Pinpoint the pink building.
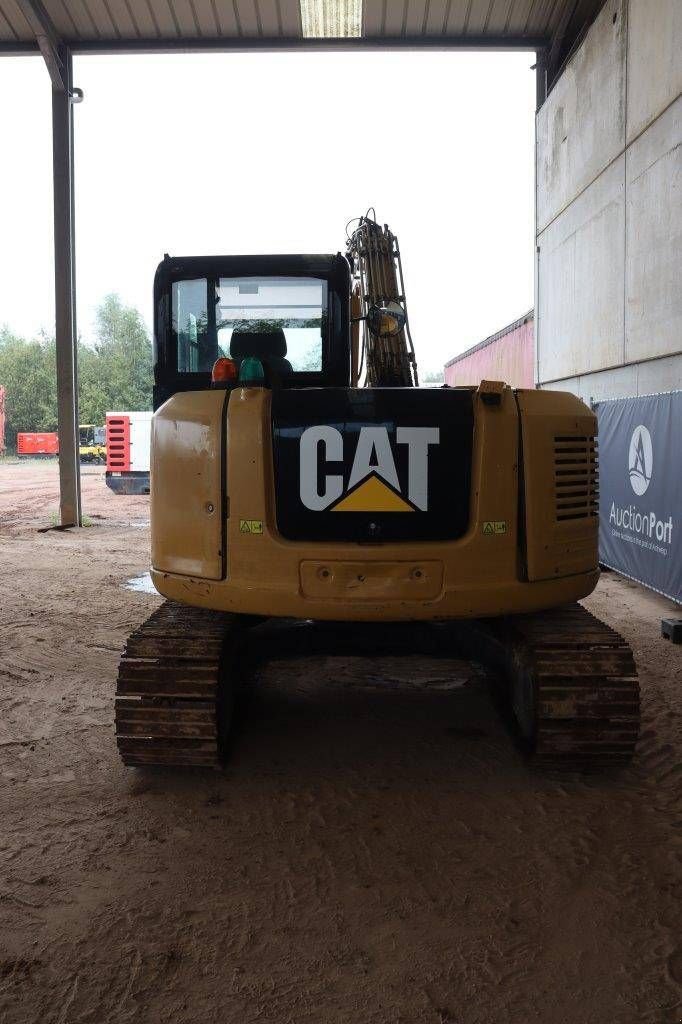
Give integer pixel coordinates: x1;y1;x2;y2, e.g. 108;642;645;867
444;311;534;389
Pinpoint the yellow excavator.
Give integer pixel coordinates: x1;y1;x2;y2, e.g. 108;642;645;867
115;215;639;768
79;424;107;463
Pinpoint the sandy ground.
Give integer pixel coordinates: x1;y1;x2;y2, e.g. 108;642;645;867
0;460;681;1024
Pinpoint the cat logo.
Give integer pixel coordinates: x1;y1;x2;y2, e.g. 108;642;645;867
299;425;439;513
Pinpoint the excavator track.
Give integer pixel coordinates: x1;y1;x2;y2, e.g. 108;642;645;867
115;601;245;768
116;601;639;770
469;602;640;767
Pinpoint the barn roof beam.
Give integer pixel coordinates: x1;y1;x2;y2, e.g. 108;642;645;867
0;33;547;57
14;0;69;91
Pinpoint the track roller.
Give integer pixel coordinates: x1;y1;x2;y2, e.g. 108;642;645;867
463;603;640;767
115;601;247;768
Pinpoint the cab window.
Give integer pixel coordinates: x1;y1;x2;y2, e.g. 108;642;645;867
172;276;327;375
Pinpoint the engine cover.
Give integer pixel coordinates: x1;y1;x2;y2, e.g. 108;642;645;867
272;388;473;543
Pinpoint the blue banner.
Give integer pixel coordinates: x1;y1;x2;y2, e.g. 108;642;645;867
597;392;682;603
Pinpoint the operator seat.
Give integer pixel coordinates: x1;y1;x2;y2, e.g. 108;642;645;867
229;329;293;377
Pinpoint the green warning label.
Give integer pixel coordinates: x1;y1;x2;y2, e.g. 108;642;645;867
239;519;263;535
482;520;507;536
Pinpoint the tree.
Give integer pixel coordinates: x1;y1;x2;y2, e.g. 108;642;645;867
0;294;152;450
0;329;58;447
422;368;444;384
78;294;153;422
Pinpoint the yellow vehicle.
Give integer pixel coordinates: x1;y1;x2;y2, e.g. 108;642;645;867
115;216;639;769
79;424;106;463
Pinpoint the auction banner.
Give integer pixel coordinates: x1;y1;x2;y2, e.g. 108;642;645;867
596;391;682;603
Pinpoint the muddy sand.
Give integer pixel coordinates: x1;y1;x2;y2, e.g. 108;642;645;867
0;461;680;1023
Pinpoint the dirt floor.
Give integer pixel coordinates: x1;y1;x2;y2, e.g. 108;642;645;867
1;460;681;1024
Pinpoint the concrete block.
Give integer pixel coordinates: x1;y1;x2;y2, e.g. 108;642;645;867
626;0;682;142
661;618;682;643
625;94;682;364
537;155;625;384
536;0;626;233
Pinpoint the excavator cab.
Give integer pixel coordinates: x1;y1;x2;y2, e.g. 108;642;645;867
153;254;352;408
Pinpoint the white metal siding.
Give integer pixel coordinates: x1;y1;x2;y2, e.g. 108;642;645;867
129;412;152;473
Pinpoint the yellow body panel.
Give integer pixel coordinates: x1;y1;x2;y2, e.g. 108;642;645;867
517;389;599;580
150;385;599;621
151;389;226;580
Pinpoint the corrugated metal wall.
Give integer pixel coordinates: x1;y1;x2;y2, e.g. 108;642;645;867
444;312;534;388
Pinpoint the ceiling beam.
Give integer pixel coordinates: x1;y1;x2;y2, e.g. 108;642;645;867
1;33;548;58
14;0;67;90
546;0;580;82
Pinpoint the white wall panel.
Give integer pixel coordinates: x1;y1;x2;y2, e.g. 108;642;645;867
538;155;625;383
536;0;681;401
625;94;682;364
635;354;682;395
548;364;637;403
626;0;682;142
540;354;682;404
536;0;625;233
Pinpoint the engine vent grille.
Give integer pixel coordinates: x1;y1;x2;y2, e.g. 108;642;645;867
554;435;599;522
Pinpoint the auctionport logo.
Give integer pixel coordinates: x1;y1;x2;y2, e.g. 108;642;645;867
609;421;673;553
628;424;652;496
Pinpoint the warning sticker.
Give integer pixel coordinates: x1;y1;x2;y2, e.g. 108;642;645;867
239;519;263;535
482;520;507;536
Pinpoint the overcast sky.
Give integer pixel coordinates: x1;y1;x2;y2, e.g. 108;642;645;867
0;50;534;375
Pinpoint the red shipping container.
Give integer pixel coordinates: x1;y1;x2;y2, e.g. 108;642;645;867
17;432;59;456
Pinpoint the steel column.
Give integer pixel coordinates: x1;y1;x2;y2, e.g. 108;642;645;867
52;48;81;526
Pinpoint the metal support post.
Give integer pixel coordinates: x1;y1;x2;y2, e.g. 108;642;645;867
533;48;547;389
51;48;81;526
535;47;548;110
